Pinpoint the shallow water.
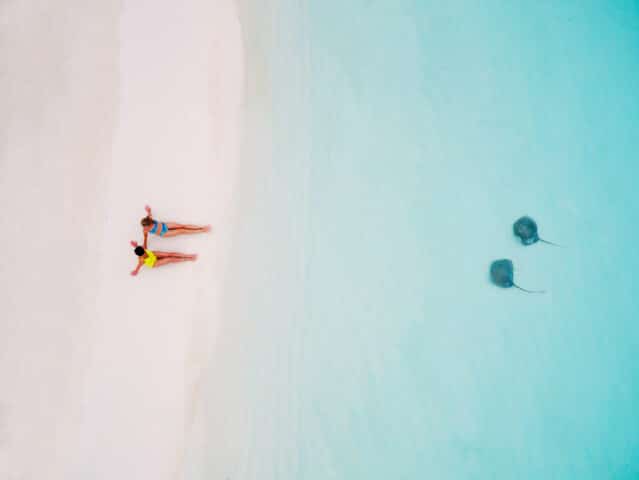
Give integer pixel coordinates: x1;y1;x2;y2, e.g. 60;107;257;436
196;1;639;478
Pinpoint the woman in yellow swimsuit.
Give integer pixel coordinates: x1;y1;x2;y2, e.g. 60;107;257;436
141;205;211;241
129;239;197;276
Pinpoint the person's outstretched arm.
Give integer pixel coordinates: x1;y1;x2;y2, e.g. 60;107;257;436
143;232;148;249
131;259;143;276
130;240;144;276
145;204;153;218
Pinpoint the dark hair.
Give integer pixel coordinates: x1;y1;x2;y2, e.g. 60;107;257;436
134;246;145;256
141;216;153;227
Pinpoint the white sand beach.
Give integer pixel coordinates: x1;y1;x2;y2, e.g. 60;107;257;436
0;1;243;478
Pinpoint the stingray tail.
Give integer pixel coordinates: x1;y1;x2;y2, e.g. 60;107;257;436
539;238;563;247
513;284;545;294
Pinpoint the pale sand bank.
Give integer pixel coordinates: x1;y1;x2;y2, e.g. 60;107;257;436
0;1;243;479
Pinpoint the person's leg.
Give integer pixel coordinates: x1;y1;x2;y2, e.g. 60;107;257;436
162;227;210;238
154;251;197;260
166;222;211;231
153;256;197;268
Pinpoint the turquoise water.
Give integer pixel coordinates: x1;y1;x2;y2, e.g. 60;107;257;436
198;1;639;478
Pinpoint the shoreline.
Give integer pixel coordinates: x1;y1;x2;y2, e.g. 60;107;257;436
182;1;314;477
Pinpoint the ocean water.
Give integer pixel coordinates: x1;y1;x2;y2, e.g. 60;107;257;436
195;1;639;478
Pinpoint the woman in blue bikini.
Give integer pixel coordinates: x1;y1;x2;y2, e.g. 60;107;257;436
141;205;211;240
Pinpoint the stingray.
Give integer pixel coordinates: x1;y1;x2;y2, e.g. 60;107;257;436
513;216;560;246
489;259;544;293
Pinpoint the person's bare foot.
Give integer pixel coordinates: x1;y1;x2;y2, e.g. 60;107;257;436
190;254;198;261
203;225;212;233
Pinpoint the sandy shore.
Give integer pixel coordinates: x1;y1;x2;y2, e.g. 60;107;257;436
0;1;243;479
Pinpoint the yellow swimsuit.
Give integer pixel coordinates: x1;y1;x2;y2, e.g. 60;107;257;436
144;249;157;268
